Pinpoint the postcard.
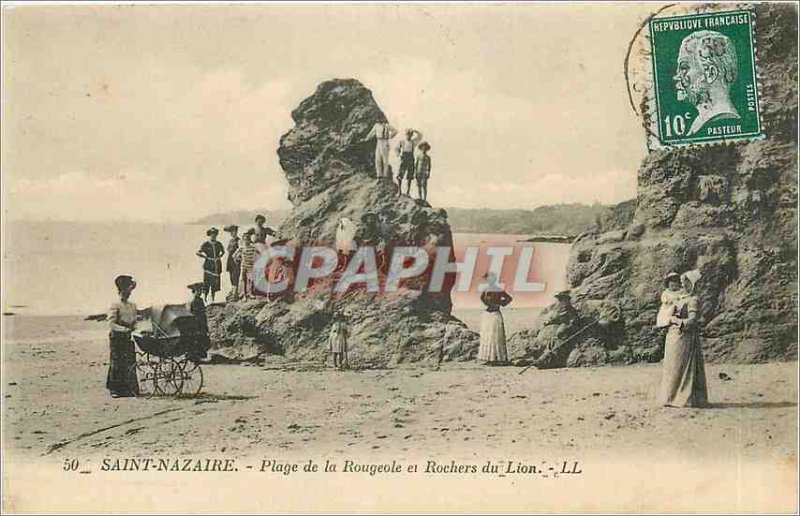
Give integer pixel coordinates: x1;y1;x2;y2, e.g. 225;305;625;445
2;2;797;513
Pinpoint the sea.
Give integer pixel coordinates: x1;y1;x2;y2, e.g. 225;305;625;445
2;221;571;320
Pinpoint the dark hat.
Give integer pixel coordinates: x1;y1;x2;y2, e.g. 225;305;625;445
206;227;219;237
243;227;256;236
418;141;431;151
554;290;572;300
223;224;239;233
255;214;266;223
114;275;137;293
187;282;205;293
663;272;681;287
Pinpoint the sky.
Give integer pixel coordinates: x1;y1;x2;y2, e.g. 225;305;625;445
3;3;657;222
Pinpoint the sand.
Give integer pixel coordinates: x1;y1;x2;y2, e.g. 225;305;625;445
3;313;796;459
2;314;797;512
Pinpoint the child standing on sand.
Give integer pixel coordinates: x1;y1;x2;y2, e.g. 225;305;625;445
328;312;350;369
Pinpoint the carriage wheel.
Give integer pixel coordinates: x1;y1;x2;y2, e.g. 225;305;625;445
128;362;157;399
154;359;183;396
178;360;204;398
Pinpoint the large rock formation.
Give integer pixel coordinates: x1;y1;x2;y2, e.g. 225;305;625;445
510;4;798;366
208;79;478;367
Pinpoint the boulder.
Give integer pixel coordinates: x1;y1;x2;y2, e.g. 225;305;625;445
511;4;798;366
209;78;478;367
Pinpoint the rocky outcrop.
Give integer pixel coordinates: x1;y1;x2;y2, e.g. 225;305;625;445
511;4;798;366
208;78;478;367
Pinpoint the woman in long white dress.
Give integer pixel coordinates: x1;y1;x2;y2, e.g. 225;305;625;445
658;269;709;407
478;274;513;365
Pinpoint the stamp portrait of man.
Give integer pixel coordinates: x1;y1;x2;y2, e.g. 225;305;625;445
673;30;741;135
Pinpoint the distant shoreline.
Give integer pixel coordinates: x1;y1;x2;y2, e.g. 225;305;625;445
6;200;633;238
185;202;633;236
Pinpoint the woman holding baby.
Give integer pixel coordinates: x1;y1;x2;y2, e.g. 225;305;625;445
656;270;708;408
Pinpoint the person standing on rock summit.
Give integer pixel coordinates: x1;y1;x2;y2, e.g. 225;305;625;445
396;128;422;194
415;141;432;201
363;120;397;179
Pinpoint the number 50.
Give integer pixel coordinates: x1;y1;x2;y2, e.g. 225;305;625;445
663;113;691;137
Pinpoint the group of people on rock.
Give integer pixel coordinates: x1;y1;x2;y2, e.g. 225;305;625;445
363;122;432;201
196;214;277;303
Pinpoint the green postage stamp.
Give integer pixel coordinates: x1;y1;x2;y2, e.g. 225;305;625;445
649;9;763;147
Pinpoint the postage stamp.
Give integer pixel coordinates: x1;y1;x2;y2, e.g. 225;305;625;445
648;9;763;147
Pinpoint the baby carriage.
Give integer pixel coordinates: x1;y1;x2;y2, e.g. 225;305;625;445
129;304;207;398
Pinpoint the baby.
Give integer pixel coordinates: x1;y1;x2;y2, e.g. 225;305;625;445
657;272;683;328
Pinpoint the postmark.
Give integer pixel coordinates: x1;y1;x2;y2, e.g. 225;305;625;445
648;9;763;147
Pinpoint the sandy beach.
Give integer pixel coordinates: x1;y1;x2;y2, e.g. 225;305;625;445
3;313;796;463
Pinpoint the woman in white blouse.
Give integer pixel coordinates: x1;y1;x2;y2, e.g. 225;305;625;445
107;275;139;398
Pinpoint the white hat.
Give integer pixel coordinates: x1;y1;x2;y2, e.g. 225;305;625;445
681;269;702;293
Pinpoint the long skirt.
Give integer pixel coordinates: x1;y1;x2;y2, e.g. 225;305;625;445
478;310;508;364
659;327;708;407
329;333;348;354
106;331;139;397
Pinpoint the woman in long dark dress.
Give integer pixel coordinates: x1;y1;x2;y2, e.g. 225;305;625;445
196;227;225;303
478;273;513;365
107;275;139;398
186;282;211;363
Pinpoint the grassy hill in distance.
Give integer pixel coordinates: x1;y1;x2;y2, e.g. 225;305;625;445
189;201;636;236
189;209;289;228
445;201;636;236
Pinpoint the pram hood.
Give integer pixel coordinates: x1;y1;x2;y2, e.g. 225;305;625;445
147;303;196;339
